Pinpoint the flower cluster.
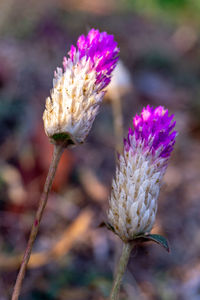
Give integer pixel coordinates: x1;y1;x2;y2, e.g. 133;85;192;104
108;106;177;242
43;29;119;145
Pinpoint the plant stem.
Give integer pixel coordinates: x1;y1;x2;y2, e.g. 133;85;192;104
11;144;65;300
111;92;123;155
109;242;133;300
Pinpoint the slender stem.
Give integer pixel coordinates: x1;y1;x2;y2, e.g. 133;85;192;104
11;144;64;300
111;92;123;155
109;242;133;300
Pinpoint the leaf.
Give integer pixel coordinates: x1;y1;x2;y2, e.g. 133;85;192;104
51;132;75;145
133;234;170;252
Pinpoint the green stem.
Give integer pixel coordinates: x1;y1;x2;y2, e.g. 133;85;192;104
109;242;133;300
11;144;64;300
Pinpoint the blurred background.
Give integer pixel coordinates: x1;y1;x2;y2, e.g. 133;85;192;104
1;0;200;299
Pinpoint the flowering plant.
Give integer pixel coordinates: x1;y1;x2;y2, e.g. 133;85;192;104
12;29;119;300
108;106;177;300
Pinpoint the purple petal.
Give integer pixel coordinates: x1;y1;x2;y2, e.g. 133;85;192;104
125;106;177;160
68;28;119;90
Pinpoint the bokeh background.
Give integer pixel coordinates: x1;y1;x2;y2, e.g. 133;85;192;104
1;0;200;299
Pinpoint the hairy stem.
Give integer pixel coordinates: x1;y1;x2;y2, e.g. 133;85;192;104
110;242;133;300
11;144;65;300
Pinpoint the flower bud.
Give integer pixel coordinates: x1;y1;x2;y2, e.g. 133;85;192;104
108;106;177;242
43;29;119;145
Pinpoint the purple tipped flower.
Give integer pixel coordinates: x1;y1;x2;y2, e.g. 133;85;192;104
65;28;119;90
108;106;177;241
43;29;119;144
125;105;177;165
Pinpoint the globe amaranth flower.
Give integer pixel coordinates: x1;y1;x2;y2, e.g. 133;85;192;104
108;105;177;242
43;29;119;145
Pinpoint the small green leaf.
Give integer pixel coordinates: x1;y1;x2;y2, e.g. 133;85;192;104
133;234;170;252
51;132;75;145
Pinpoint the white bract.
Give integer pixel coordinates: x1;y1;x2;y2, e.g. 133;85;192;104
43;57;104;144
108;146;163;241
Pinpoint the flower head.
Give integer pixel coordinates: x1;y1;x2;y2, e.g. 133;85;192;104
108;106;177;242
43;29;119;145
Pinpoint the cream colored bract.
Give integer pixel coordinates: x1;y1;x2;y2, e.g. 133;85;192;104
43;57;104;144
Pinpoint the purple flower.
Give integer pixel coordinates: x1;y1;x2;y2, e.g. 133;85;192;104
125;105;177;165
43;29;119;144
64;28;119;90
108;106;177;241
